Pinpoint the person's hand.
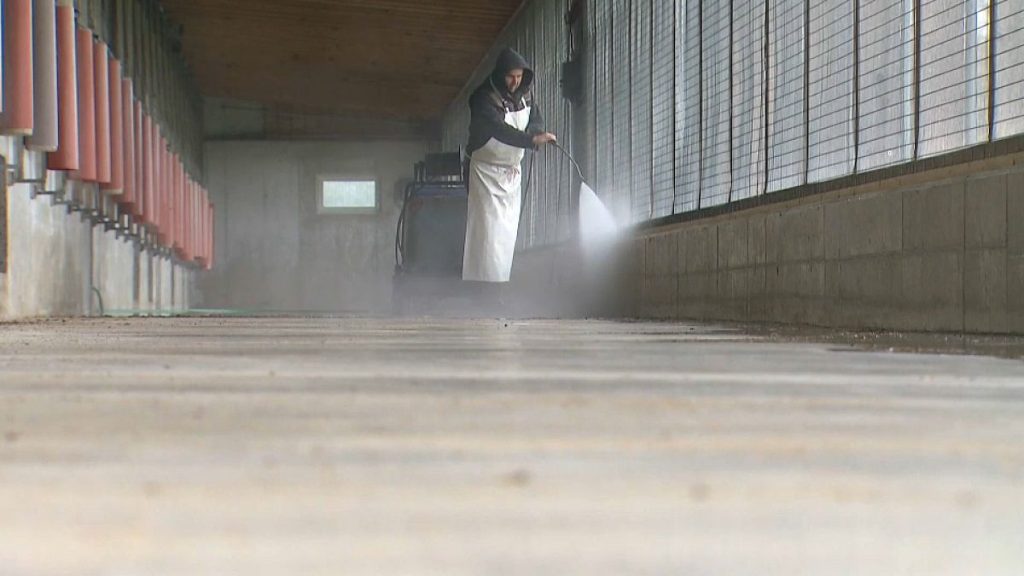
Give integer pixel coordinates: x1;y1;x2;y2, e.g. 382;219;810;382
532;132;557;147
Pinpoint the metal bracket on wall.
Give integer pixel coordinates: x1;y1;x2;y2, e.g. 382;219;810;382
1;145;18;184
136;229;154;251
1;141;49;185
14;148;48;185
30;170;65;199
106;212;125;234
87;195;115;227
47;186;86;215
114;217;130;241
128;224;146;246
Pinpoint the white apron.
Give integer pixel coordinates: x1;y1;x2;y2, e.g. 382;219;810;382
463;105;532;283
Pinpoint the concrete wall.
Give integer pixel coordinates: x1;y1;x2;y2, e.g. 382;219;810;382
628;155;1024;334
200;141;427;313
2;145;197;320
2;135;198;317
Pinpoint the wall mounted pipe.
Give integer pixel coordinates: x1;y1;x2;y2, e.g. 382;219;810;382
180;163;187;257
196;182;202;262
195;182;202;263
132;100;144;218
168;147;175;249
161;145;170;246
162;142;171;247
0;0;34;135
48;0;78;170
196;189;204;266
201;191;209;267
156;134;165;243
183;178;190;260
207;201;215;270
172;156;179;254
93;39;111;184
186;178;195;261
177;160;183;255
172;155;181;252
26;0;58;151
184;168;190;258
72;27;96;181
189;180;196;262
197;198;208;269
155;131;165;242
160;135;168;243
177;158;183;253
205;195;212;268
184;178;191;260
170;154;178;253
150;115;160;231
102;55;123;193
159;141;167;244
141;110;153;224
120;78;136;206
152;122;159;235
182;163;188;256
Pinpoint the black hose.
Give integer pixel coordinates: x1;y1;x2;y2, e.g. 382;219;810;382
394;182;415;270
91;287;105;316
549;141;585;183
518;149;537;233
518;141;586;233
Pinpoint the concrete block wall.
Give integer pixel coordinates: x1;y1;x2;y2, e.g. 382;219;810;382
508;230;645;319
2;159;197;320
200;141;427;313
631;160;1024;335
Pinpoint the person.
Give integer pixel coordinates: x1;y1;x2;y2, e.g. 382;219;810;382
463;47;557;303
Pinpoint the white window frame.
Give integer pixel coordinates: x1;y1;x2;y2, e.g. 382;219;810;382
316;175;379;215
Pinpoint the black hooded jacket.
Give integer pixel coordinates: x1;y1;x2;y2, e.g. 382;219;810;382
466;48;545;155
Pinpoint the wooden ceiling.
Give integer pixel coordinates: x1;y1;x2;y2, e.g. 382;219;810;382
159;0;525;138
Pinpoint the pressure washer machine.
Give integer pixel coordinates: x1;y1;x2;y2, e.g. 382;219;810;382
392;152;471;314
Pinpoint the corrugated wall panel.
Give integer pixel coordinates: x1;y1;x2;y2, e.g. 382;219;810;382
520;3;538;248
595;1;615;221
808;0;856;182
676;0;702;213
612;0;633;224
551;1;572;244
440;0;1024;248
544;0;567;246
530;1;545;248
858;0;916;171
731;0;767;201
581;0;597;199
651;0;676;218
539;0;554;247
918;0;990;156
700;0;733;207
994;0;1024;138
768;0;807;192
630;0;653;222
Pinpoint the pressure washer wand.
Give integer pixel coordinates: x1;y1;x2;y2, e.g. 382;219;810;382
518;140;586;233
549;141;585;183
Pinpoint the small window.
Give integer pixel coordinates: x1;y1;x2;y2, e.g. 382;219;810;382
318;177;378;214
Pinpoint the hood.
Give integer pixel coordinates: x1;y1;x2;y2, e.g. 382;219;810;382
489;47;535;99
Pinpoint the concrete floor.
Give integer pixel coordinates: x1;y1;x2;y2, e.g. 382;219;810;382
1;317;1022;575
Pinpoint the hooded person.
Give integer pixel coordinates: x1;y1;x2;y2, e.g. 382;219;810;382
463;47;557;287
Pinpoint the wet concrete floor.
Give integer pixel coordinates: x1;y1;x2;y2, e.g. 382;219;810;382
0;317;1022;575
